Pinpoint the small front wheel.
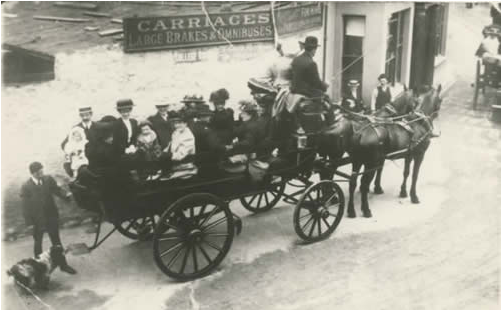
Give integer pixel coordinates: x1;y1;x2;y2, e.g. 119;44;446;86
293;180;344;242
153;193;234;281
239;182;285;213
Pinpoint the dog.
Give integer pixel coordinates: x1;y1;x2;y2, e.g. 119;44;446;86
7;245;75;289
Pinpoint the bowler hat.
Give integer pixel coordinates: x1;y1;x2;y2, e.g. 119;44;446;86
347;80;360;87
169;109;188;122
116;99;134;110
299;36;320;48
29;162;43;174
79;107;92;114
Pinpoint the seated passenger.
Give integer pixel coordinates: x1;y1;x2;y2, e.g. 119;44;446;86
166;110;197;179
64;126;89;179
85;116;118;173
341;80;365;113
228;100;267;158
181;95;210;125
209;88;234;145
135;121;163;179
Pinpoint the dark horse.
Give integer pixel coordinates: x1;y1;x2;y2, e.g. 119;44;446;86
318;85;442;217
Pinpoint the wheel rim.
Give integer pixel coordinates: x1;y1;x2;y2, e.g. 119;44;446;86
294;181;344;242
116;216;157;240
240;183;285;213
154;194;234;280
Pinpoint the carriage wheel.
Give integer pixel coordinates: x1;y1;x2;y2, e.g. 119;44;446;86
115;215;158;240
239;182;285;213
293;180;344;242
153;193;234;281
473;59;481;110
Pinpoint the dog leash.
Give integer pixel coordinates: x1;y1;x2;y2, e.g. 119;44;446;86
13;279;56;310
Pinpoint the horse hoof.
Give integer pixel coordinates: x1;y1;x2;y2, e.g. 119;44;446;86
411;197;420;204
347;210;356;218
363;210;372;218
374;187;384;195
399;190;408;198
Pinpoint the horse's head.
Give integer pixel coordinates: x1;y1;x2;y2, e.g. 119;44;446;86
416;84;442;119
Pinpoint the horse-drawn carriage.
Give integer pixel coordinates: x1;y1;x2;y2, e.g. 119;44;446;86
69;82;346;281
473;24;501;109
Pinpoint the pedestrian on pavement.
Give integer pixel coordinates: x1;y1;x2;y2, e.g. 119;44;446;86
342;80;365;113
370;73;393;113
20;162;77;274
148;103;173;151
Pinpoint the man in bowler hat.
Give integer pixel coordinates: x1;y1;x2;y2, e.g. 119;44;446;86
148;103;173;150
20;162;77;274
290;36;329;98
113;99;139;155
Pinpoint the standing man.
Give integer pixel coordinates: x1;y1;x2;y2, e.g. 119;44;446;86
148;103;173;150
342;80;365;113
290;36;329;98
370;73;393;113
20;162;77;274
113;99;139;155
61;107;96;150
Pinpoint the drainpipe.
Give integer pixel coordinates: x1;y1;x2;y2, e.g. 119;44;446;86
322;2;328;81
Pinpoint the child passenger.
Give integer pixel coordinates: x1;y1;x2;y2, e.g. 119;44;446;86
64;127;89;178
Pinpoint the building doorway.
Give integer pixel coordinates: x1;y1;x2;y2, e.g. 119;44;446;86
342;16;365;97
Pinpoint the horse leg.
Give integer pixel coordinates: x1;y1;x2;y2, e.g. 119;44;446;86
399;156;412;198
360;163;377;218
374;161;384;194
348;161;362;218
410;152;425;204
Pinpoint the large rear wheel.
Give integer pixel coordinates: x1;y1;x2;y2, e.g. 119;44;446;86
293;180;344;242
153;193;234;281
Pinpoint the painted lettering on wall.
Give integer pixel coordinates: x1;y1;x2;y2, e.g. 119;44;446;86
275;3;323;36
124;11;274;52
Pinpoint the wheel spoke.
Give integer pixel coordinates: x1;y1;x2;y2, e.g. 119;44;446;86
202;217;227;232
308;218;317;237
301;216;314;232
269;190;278;198
123;220;134;232
198;244;213;265
321;217;332;230
256;194;263;209
316;188;321;203
299;212;312;221
199;205;219;227
189;206;195;218
158;232;182;242
192;245;199;273
166;243;185;268
202;239;222;252
317;217;322;236
205;233;229;237
247;194;258;206
179;245;191;274
307;193;316;202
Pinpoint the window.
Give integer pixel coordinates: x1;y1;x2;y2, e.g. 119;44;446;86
434;4;447;57
342;16;365;94
385;11;406;85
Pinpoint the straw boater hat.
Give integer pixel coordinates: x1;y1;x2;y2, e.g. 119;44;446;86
347;80;360;87
116;99;134;110
78;107;92;114
181;95;205;104
155;103;169;109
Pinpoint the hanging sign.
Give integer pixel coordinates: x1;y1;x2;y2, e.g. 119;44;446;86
275;3;323;36
123;11;274;52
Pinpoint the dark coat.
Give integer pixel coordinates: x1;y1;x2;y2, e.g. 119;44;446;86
85;140;119;172
210;108;234;145
112;118;139;155
60;122;97;150
375;86;392;111
342;90;364;112
232;117;269;157
290;53;328;98
147;113;173;150
20;176;68;228
189;121;226;164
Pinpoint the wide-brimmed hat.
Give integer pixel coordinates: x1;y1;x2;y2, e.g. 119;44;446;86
299;36;320;48
347;80;360;87
169;109;188;122
155;103;170;109
116;99;134;110
78;106;92;114
209;88;230;103
194;104;214;117
181;95;205;104
247;78;276;94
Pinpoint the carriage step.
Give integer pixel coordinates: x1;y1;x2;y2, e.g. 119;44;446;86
66;243;92;255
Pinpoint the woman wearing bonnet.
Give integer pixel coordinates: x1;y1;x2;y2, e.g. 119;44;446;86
64;126;89;178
